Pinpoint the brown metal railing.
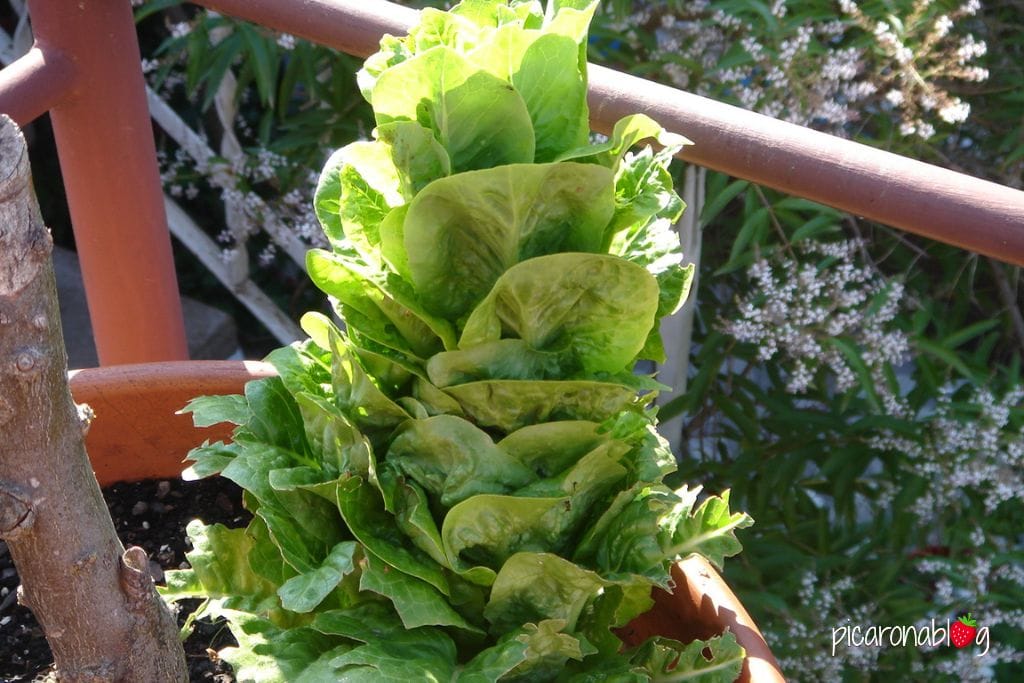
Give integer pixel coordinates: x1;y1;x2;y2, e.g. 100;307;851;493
1;0;1023;366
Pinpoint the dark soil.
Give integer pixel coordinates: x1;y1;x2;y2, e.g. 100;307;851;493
0;477;250;682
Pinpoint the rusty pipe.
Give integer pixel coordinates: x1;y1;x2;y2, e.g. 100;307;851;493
0;46;76;126
198;0;1024;265
26;0;188;365
199;0;418;60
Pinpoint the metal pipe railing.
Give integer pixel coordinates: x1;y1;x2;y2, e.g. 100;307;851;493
12;0;189;365
202;0;1024;266
0;46;75;126
588;66;1024;263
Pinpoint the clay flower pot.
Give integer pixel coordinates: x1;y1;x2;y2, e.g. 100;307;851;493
69;360;785;682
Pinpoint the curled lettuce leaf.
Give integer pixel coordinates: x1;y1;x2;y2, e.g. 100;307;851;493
427;339;575;387
460;253;660;374
403;163;614;319
372;46;535;172
484;552;604;633
444;379;640;432
386;415;537;506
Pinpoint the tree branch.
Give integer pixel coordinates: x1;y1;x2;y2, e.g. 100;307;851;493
0;115;186;682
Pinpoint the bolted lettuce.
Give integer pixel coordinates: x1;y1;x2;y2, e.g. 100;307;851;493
168;1;751;680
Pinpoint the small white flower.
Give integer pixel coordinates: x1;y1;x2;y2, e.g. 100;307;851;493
277;33;297;50
939;100;970;124
170;22;191;39
960;0;982;16
838;0;858;15
885;89;904;106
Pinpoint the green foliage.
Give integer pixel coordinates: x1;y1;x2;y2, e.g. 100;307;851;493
167;2;751;680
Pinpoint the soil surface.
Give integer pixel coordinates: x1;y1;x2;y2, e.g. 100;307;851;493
0;477;249;682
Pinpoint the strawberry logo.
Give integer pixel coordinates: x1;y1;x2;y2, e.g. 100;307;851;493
950;613;978;649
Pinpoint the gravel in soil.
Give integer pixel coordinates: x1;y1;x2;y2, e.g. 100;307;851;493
0;476;250;682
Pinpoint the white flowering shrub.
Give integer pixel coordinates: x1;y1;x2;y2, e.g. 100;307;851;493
722;240;909;398
765;572;881;678
691;240;1024;680
870;384;1024;516
596;0;990;139
156;144;325;265
139;4;376;276
840;0;988;138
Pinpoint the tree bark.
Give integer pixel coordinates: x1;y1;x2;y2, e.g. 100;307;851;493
0;116;187;681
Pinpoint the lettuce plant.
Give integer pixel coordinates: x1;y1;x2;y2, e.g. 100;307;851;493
164;1;752;679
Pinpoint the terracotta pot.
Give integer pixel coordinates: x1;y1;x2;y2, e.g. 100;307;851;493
69;361;784;682
69;361;277;486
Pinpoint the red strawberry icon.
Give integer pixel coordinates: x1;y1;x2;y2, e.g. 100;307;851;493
950;614;978;648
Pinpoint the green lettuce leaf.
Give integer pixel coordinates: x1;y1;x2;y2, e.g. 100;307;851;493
442;494;566;572
314;142;400;260
330;625;459;681
292;392;372;478
311;601;404;643
427;339;575;388
359;552;482;633
214;610;350;683
484;552;605;633
403;162;614;319
445;379;640;433
161;521;281;618
497;420;608;477
453;0;544;29
460;253;660;374
277;541;358;613
387;415;537;506
572;484;681;582
265;341;332;398
376;120;452;197
610;146;685;243
219;443;346;575
472;29;589;161
182;440;241;481
378;469;449;567
357;34;413;101
664;489;754;571
328;329;411;431
468;619;594;681
409;7;487;55
575;486;752;580
238;377;311;457
515;439;628;504
335;475;451;595
574;580;655;658
308;249;451;358
557;114;688;171
179;393;250;428
372;46;535;172
246;515;301;588
630;631;745;682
